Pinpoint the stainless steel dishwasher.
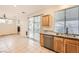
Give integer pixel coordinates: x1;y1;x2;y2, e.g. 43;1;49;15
44;34;54;50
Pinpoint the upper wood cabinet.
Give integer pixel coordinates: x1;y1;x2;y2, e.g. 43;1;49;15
42;15;50;26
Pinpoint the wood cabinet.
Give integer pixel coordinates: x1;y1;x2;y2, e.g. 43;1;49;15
65;43;77;53
53;37;79;53
77;41;79;53
42;15;50;26
40;33;79;53
40;33;44;47
64;39;78;53
64;39;78;45
77;46;79;53
54;37;64;53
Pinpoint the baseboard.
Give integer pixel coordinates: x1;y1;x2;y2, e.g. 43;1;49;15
44;46;59;53
0;33;18;37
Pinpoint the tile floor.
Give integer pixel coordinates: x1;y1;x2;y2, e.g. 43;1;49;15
0;35;55;53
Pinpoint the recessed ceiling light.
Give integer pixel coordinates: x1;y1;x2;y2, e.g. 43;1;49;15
22;12;26;14
13;5;16;7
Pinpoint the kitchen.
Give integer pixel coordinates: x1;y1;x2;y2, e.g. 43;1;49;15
0;5;78;53
1;0;79;59
40;5;79;53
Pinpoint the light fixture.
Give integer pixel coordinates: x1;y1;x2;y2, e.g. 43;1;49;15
13;5;16;7
0;13;7;19
21;12;26;14
3;14;7;19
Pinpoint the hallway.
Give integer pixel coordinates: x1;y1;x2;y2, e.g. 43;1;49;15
0;35;54;53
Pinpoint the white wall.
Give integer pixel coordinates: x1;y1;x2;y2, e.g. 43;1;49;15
41;5;75;31
19;5;75;37
19;14;28;37
0;19;17;35
27;5;75;31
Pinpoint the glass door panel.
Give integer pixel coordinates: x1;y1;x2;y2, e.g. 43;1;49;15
28;17;34;39
28;16;40;42
33;16;40;41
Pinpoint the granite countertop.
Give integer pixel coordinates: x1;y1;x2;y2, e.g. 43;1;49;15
41;31;79;40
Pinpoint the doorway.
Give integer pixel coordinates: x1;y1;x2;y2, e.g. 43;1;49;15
28;16;41;42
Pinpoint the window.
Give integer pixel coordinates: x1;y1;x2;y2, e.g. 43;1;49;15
54;6;79;35
54;10;65;33
66;7;79;34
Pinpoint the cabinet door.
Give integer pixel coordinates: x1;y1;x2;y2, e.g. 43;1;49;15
65;44;77;53
42;15;50;26
77;46;79;53
54;37;64;53
40;33;44;47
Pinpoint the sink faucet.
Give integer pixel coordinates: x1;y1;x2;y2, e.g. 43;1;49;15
65;27;68;34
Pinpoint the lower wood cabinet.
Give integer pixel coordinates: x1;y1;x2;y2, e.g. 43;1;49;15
54;37;64;53
65;43;77;53
40;33;79;53
77;46;79;53
64;39;78;53
40;33;44;47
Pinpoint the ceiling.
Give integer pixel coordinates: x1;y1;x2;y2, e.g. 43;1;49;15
0;5;59;19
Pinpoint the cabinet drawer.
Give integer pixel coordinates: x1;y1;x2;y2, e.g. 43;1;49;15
77;40;79;46
64;39;78;45
77;46;79;53
65;43;77;53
